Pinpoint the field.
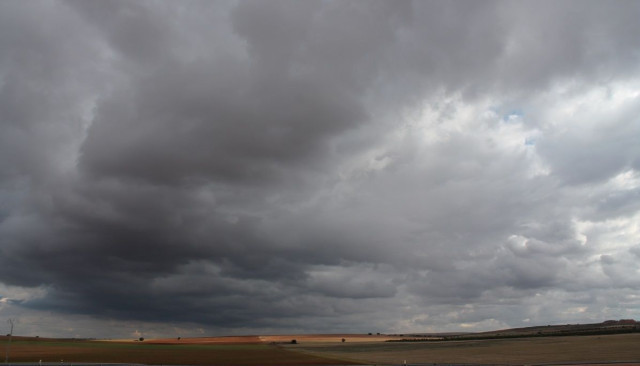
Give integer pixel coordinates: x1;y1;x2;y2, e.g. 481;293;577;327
1;336;359;366
147;333;401;344
288;333;640;365
3;332;640;365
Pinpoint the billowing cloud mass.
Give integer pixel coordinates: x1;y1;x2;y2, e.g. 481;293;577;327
1;0;640;338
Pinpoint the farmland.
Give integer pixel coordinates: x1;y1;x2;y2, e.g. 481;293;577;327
2;331;640;365
1;336;358;366
288;333;640;365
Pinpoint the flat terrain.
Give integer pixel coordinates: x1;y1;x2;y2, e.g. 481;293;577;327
144;333;401;344
3;332;640;365
1;336;359;366
287;333;640;365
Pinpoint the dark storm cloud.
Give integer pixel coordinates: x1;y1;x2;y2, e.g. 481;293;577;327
76;1;410;186
0;1;101;182
1;0;640;337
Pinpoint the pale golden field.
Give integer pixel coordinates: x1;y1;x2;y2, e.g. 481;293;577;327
259;333;405;343
110;333;402;344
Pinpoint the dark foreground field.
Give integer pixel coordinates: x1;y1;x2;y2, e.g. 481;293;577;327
1;337;357;366
3;333;640;365
289;333;640;365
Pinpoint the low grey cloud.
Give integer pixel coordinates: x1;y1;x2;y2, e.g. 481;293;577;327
1;0;639;338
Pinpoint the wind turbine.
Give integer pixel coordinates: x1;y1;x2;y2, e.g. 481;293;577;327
4;318;14;364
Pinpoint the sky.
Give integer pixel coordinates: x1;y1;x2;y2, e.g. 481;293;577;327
1;0;640;339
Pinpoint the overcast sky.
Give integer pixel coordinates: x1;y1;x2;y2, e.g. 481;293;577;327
1;0;640;339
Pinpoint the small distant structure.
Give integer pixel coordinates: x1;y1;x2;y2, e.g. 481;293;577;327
619;319;637;325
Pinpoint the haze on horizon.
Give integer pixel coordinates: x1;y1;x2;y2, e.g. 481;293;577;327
1;0;639;339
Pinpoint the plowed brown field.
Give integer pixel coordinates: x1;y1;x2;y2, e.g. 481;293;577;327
2;337;360;365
